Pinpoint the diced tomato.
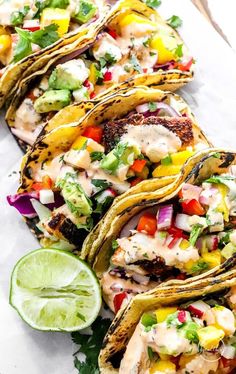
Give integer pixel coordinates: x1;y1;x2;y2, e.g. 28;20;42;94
27;90;37;101
130;177;143;187
187;305;204;318
113;292;127;313
84;79;91;88
32;175;53;191
130;159;147;173
137;213;157;235
177;310;187;323
181;199;205;216
82;126;103;143
177;57;193;72
90;91;96;99
220;357;236;369
107;28;118;39
143;68;148;73
168;236;179;249
103;71;112;82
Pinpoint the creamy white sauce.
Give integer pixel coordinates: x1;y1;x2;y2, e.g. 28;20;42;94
64;149;91;170
178;353;219;374
93;33;122;62
76;171;93;197
117;232;199;269
0;0;36;25
121;125;182;163
34;154;65;182
121;22;157;39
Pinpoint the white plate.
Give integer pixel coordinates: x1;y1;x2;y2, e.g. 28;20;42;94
0;0;236;373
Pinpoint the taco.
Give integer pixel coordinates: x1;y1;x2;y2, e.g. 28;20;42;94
5;0;194;149
99;269;236;373
81;150;236;313
0;0;108;108
7;87;209;250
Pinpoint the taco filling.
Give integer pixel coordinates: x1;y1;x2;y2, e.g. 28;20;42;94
7;96;203;248
0;0;99;70
119;291;236;373
11;11;193;145
101;168;236;313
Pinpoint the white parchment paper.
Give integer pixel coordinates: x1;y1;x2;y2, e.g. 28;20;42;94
0;1;236;373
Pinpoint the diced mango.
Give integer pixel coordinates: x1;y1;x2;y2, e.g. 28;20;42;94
197;325;225;350
184;259;196;272
0;35;12;54
150;36;177;64
71;136;88;150
155;307;177;323
216;184;229;222
158;354;171;361
150;360;176;373
201;250;222;269
119;13;156;28
89;63;97;86
41;8;70;37
152;164;181;177
179;239;190;250
171;150;195;165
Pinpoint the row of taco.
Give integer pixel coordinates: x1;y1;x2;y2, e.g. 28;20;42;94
4;1;236;373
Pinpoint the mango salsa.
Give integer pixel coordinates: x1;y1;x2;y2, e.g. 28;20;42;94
0;35;12;54
119;13;156;28
155;307;177;323
89;63;98;86
216;184;229;222
201;250;222;269
41;8;70;37
152;164;181;177
71;136;88;150
150;35;177;64
150;360;176;373
197;325;225;350
171;150;195;165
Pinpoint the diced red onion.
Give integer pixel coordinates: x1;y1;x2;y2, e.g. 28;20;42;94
181;183;202;201
154;60;176;71
157;205;173;230
175;213;191;232
187;301;209;318
120;207;158;238
136;102;180;118
206;235;219;251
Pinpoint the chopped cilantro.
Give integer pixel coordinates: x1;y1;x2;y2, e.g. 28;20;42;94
90;151;104;162
59;154;65;163
149;51;156;56
191;260;209;273
189;224;203;246
161;154;172;166
147;346;154;360
11;6;30;26
76;216;94;232
219;231;231;248
174;43;184;58
143;38;150;48
112;239;119;252
72;316;111;374
167;15;183;29
205;175;235;184
129;55;143;74
91;179;111;193
143;252;149;258
145;0;161;9
124;64;131;73
148;102;157;112
99;53;117;67
212;152;221;159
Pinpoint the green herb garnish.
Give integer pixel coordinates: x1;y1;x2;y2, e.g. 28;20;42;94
189;224;203;246
167;15;182;29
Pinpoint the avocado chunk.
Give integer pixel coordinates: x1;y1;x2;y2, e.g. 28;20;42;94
60;177;93;217
100;152;119;173
101;142;141;174
74;0;97;24
49;60;89;90
34;90;71;113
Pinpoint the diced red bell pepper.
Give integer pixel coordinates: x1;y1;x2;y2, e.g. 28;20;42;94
130;177;143;187
178;310;187;323
82;125;103;143
187;305;204;318
103;71;112;82
176;57;193;72
143;68;148;73
107;28;118;39
113;292;127;313
137;213;157;236
23;20;40;32
176;273;187;280
84;79;91;89
181;199;205;216
32;175;53;191
168;236;180;249
168;226;185;238
27;90;37;101
130;159;147;173
90;91;96;99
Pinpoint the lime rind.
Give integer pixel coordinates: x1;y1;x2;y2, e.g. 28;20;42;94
10;248;102;332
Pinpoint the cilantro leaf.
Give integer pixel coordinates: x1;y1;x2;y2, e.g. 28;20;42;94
148;102;157;112
11;6;30;26
112;239;119;252
145;0;161;9
191;260;209;273
167;15;182;29
189;224;203;246
174;43;184;58
90;151;104;162
30;24;59;48
13;28;32;62
161;154;172;166
91;179;111;193
72;316;111;373
129;55;143;74
205;175;235;184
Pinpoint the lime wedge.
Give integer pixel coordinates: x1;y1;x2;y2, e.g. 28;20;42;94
10;248;102;332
